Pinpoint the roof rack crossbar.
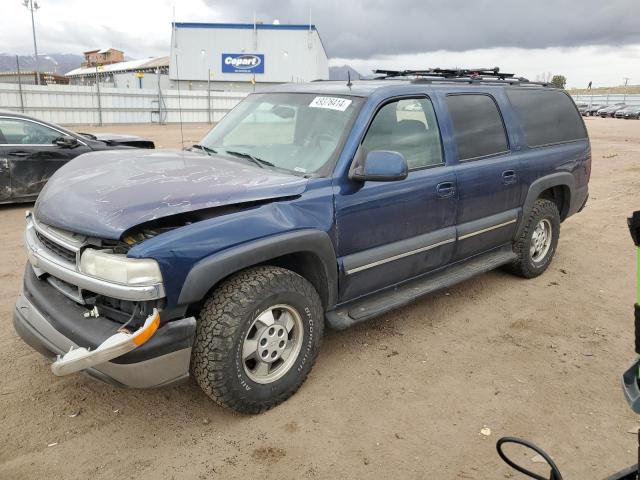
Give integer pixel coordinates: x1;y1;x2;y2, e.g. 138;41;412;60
373;67;513;79
369;67;550;87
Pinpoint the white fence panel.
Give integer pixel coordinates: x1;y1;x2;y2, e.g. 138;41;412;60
0;83;248;125
572;93;640;107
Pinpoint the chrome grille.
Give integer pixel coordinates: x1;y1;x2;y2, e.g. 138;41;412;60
35;230;76;264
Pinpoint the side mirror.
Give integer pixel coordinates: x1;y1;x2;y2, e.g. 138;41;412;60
55;136;79;148
350;150;408;182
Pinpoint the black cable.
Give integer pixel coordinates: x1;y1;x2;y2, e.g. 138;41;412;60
497;437;564;480
119;303;140;332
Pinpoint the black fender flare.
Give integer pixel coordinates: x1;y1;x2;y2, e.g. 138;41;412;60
515;172;575;238
177;229;338;307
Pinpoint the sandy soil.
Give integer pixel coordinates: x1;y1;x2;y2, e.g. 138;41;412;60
1;117;640;479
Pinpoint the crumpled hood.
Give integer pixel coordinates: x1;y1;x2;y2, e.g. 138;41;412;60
35;149;308;239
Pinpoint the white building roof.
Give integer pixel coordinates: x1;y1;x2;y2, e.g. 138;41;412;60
65;56;169;77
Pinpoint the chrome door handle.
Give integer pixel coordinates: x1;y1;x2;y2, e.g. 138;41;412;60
436;181;456;198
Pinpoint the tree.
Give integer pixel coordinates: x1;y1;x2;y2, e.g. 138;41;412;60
551;75;567;89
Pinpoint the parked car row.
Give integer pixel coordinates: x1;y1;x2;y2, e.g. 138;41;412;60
576;102;640;119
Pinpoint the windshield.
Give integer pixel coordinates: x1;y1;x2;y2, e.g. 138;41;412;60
198;93;362;175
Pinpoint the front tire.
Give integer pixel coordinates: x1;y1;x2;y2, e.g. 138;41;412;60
508;199;560;278
191;266;324;414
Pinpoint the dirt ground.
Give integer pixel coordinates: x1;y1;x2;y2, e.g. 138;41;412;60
1;117;640;479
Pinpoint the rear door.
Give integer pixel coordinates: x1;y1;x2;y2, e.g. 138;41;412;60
0;116;90;200
444;93;521;260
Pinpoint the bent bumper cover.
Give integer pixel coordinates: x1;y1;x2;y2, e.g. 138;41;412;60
51;309;160;376
14;292;194;388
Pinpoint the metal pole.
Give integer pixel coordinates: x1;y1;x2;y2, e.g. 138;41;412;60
207;68;211;124
16;55;25;113
25;0;41;86
156;67;162;124
95;66;103;126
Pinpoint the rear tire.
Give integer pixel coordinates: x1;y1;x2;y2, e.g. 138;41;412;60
191;266;324;414
508;199;560;279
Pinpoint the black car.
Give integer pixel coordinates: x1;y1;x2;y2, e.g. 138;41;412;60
598;103;627;117
615;105;640;119
0;111;154;204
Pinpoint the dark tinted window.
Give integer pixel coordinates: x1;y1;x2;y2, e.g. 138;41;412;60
445;94;508;160
0;118;60;145
506;89;587;147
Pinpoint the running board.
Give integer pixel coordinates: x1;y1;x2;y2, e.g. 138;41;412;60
326;246;517;330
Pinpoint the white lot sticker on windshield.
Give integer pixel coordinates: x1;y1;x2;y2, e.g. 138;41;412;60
309;96;352;111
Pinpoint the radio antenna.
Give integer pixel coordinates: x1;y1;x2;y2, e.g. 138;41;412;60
346;70;352;88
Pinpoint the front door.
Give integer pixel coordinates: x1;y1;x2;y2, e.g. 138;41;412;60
335;97;457;302
443;93;521;260
0;117;90;200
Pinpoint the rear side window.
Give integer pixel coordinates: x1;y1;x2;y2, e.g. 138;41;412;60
445;94;509;161
505;89;587;147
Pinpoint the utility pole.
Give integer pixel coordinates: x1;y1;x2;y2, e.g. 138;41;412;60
23;0;41;86
624;77;631;87
95;65;103;126
207;68;211;124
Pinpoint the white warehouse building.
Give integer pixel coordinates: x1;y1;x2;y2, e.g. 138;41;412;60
169;22;329;91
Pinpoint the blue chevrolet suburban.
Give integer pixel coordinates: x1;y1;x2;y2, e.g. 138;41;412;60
14;69;590;413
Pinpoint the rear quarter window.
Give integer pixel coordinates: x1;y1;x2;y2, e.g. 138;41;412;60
505;89;587;147
445;94;509;161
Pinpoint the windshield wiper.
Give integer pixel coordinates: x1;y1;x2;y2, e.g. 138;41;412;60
192;144;217;156
223;150;275;169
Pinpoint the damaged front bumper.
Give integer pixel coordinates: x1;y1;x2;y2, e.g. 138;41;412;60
14;266;196;388
51;309;160;376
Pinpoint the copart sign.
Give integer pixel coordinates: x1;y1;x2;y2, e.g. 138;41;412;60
222;53;264;74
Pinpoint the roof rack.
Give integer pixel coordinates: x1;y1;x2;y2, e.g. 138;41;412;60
370;67;550;87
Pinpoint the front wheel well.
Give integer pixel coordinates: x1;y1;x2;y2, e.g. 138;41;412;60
267;252;330;310
538;185;571;221
186;251;331;318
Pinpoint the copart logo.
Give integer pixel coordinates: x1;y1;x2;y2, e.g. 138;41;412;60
222;53;265;74
225;55;261;69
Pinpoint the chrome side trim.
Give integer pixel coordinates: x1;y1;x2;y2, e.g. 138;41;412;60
25;218;165;301
346;238;456;275
458;219;517;240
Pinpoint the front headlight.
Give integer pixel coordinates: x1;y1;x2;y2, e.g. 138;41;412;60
79;249;163;285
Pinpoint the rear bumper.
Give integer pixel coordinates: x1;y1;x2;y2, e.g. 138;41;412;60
14;267;196;388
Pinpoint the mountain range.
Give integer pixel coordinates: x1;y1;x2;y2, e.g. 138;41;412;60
0;53;83;75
